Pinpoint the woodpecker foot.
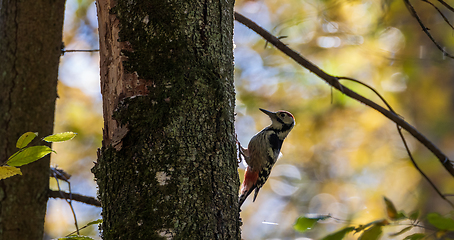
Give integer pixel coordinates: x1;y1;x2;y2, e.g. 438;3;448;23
236;133;247;164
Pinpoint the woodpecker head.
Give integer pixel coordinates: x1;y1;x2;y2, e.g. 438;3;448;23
259;108;295;132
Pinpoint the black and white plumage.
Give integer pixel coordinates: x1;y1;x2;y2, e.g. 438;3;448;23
238;108;295;208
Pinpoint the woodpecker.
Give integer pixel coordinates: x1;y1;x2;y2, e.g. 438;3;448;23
238;108;295;208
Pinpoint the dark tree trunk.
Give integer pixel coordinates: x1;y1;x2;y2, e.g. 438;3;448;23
94;0;240;239
0;0;65;239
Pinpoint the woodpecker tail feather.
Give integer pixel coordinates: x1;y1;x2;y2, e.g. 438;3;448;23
238;166;258;208
238;185;255;208
252;187;261;202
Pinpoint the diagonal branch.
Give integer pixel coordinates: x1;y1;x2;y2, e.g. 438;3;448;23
48;189;101;207
62;49;100;54
234;11;454;178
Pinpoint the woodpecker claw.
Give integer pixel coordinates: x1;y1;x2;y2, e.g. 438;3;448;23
237;139;248;164
235;133;242;163
237;140;249;164
237;142;243;164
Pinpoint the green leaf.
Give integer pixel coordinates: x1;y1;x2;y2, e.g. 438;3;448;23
403;233;425;240
294;217;318;232
356;219;388;233
427;212;454;231
7;146;54;167
294;214;330;232
321;227;355;240
0;166;22;180
384;196;398;220
16;132;38;149
86;219;103;226
43;132;77;142
409;210;419;221
389;226;413;237
359;224;383;240
396;212;407;220
58;236;94;240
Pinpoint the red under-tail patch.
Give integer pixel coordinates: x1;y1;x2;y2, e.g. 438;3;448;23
240;167;259;195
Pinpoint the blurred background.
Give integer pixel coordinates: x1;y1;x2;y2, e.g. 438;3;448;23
46;0;454;239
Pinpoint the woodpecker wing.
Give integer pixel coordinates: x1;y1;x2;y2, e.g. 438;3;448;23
246;129;272;171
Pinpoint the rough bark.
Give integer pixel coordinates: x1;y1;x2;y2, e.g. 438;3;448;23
0;0;65;239
94;0;240;239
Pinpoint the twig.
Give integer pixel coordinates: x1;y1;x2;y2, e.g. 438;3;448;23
50;167;71;181
397;126;454;208
62;49;100;53
337;77;454;208
421;0;454;30
336;77;395;112
403;0;454;59
64;219;102;238
437;0;454;12
234;11;454;178
51;169;80;235
48;189;101;207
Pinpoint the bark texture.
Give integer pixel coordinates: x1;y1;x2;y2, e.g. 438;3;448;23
0;0;65;239
94;0;240;239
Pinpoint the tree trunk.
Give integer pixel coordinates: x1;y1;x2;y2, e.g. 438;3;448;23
94;0;240;239
0;0;65;239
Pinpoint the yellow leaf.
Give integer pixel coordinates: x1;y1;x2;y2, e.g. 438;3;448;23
384;197;398;220
16;132;38;149
0;166;22;180
43;132;77;142
436;230;447;238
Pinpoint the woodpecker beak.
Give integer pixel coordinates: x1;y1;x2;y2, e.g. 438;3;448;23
259;108;275;118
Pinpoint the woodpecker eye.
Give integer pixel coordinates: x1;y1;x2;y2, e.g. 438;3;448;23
280;113;286;118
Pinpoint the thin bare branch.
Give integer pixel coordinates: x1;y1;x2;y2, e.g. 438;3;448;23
403;0;454;59
437;0;454;12
234;11;454;179
421;0;454;30
337;77;396;113
338;77;454;208
397;126;454;207
64;220;102;238
62;49;100;53
51;172;79;235
50;167;71;181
